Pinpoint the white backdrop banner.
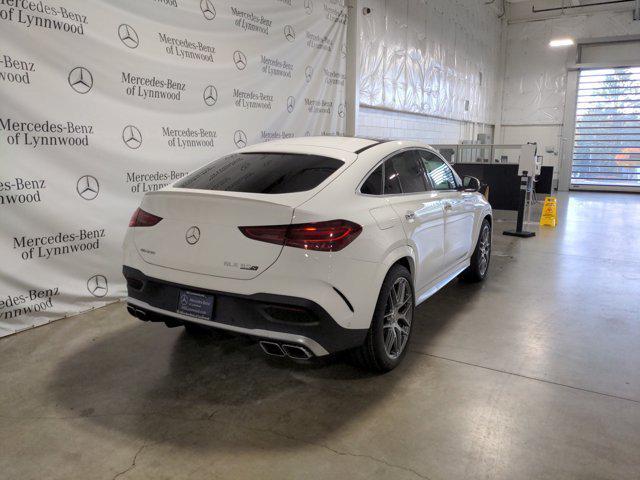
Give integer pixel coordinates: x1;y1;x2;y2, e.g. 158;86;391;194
0;0;347;335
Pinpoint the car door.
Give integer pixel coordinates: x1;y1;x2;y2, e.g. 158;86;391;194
384;150;445;292
417;150;474;270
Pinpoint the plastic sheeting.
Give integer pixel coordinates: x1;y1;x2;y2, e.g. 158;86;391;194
503;11;640;125
359;0;502;124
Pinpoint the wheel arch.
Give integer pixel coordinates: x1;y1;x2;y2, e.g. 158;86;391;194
377;245;416;290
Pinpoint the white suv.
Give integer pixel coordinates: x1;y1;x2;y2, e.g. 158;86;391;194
123;137;492;372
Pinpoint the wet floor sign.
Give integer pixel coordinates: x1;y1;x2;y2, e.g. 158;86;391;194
540;197;558;227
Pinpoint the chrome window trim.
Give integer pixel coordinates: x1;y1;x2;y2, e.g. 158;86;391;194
356;147;460;197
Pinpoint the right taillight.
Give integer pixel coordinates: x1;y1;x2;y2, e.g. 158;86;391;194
239;220;362;252
129;208;162;227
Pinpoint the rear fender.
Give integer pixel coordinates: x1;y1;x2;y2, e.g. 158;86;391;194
374;244;416;297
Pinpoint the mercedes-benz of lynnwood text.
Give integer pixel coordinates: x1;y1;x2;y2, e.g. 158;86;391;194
123;137;492;372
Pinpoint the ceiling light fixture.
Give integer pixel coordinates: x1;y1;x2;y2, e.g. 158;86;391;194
549;38;575;48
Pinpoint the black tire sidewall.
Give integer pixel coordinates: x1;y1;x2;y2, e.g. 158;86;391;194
466;219;491;281
369;264;414;371
476;220;491;279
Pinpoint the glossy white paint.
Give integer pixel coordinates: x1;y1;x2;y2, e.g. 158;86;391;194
123;137;492;339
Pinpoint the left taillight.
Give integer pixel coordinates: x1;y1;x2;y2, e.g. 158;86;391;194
129;208;162;227
239;220;362;252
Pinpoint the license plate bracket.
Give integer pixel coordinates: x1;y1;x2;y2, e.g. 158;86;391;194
177;290;215;320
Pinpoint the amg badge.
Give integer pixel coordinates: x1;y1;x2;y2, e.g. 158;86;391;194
224;261;259;271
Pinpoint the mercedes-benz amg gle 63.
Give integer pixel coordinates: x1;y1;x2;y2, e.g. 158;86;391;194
123;137;492;372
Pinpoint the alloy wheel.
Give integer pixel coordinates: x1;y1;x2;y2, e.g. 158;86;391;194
478;225;491;276
382;277;413;359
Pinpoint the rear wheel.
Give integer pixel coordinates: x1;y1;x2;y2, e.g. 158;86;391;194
461;218;491;282
352;264;414;373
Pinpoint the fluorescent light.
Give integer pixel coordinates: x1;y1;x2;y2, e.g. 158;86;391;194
549;38;575;48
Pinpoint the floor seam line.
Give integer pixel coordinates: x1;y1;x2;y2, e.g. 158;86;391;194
493;248;640;266
410;349;640;405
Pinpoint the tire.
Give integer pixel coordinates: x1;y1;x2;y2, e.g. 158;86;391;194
461;218;491;282
351;264;414;373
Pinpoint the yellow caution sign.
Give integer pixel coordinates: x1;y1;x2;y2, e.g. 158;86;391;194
540;196;558;227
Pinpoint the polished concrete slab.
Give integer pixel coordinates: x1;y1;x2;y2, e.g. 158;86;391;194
1;191;639;480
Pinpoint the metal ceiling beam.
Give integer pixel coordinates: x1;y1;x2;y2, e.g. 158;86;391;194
532;0;633;13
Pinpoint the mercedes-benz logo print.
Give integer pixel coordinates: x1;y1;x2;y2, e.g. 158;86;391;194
200;0;216;20
304;0;313;14
203;85;218;106
305;65;313;83
118;24;139;49
234;129;247;148
76;175;100;201
68;66;93;94
233;50;247;71
284;25;296;42
87;275;108;298
287;96;295;113
185;226;201;245
338;103;345;118
122;125;142;149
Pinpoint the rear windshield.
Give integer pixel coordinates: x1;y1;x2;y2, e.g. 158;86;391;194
174;153;344;194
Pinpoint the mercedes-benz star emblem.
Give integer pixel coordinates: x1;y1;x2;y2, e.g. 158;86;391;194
304;0;313;14
76;175;100;201
234;129;247;148
284;25;296;42
68;66;93;94
118;24;139;49
200;0;216;20
122;125;142;149
233;50;247;71
287;96;295;113
87;275;108;298
305;65;313;83
185;226;201;245
338;103;345;118
203;85;218;106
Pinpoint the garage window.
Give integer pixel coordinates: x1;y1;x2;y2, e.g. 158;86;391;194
572;67;640;189
175;153;344;194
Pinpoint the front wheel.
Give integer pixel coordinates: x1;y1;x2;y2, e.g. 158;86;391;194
351;264;414;373
461;218;492;282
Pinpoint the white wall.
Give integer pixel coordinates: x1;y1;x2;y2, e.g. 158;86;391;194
497;5;640;181
358;107;493;145
356;0;503;144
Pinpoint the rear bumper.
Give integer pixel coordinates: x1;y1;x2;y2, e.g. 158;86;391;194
123;266;367;356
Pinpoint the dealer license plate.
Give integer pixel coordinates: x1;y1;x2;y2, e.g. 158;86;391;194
177;290;214;320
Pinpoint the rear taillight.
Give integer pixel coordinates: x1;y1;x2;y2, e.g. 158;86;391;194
129;208;162;227
239;220;362;252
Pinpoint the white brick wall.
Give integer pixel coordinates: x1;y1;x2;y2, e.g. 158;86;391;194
357;107;493;146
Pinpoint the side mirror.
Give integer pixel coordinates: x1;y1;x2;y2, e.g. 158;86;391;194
462;176;481;192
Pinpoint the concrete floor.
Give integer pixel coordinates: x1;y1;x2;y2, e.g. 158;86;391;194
1;191;639;480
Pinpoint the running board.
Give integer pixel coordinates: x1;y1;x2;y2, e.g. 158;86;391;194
415;260;469;306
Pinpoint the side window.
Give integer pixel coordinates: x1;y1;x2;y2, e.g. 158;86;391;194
418;151;458;191
360;164;383;195
383;160;403;195
388;151;428;194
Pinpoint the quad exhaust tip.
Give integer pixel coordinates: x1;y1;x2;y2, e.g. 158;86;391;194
282;344;313;360
259;341;313;360
127;305;148;320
